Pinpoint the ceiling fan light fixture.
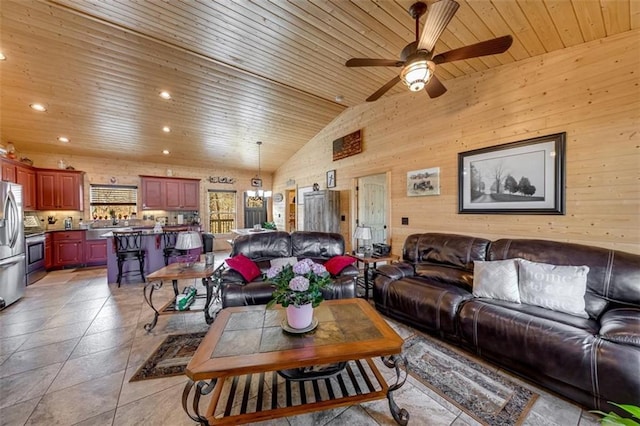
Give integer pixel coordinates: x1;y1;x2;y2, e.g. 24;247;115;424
401;59;434;92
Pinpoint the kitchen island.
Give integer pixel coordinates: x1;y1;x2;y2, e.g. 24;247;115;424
101;226;202;284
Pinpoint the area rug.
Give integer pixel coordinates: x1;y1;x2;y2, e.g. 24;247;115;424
403;334;538;426
129;331;207;382
130;330;538;425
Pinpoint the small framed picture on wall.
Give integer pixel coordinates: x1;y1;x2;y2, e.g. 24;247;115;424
326;170;336;188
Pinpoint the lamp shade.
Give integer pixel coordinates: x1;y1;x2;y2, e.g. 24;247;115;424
353;226;372;240
175;231;202;250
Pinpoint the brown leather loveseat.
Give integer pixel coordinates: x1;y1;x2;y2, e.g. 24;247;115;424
373;232;640;412
221;231;357;308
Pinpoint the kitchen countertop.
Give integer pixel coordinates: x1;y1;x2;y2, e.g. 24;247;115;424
42;225;202;240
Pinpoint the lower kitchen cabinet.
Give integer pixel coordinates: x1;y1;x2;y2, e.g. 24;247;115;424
53;231;84;267
48;231;108;269
85;239;107;265
45;233;53;270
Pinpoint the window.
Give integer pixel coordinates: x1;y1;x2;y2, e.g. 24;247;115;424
209;190;236;233
90;185;138;219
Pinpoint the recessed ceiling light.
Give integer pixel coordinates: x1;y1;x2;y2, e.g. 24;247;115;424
335;95;344;102
57;136;70;143
162;149;170;155
162;126;171;133
159;91;172;100
30;103;47;112
0;52;6;61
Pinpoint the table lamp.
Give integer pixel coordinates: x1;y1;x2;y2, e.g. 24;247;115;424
354;226;372;255
175;231;202;267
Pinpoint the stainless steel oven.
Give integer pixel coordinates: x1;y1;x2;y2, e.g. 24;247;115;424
25;232;46;285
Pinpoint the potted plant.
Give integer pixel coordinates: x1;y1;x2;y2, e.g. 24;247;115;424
591;403;640;425
265;258;331;329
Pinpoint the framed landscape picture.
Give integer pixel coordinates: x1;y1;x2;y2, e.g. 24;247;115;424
407;167;440;196
458;133;566;214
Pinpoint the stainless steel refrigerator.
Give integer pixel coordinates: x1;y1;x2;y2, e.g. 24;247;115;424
0;181;25;310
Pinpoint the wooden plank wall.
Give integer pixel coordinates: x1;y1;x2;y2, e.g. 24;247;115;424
273;30;640;255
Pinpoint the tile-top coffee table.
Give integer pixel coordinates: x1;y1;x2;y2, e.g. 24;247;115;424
182;298;409;425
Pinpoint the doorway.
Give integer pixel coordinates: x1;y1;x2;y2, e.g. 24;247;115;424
355;173;389;246
286;189;296;232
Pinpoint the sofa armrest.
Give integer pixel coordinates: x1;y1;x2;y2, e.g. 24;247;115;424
323;276;356;300
334;264;359;278
599;308;640;348
375;262;415;280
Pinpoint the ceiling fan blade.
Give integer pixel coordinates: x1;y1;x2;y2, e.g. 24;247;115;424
432;35;514;64
346;58;404;67
425;75;447;98
418;0;460;52
366;75;401;102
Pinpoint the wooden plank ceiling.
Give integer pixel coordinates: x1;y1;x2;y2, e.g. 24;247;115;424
0;0;636;172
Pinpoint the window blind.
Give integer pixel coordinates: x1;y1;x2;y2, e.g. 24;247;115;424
90;185;137;205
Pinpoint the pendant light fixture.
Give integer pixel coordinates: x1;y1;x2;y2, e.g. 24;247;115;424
247;141;272;199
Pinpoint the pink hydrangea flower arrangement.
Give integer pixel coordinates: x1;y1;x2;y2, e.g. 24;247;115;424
265;258;331;308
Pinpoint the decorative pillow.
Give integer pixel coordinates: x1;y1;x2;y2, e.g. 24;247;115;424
518;259;589;318
472;259;521;303
270;257;298;269
225;253;261;282
324;255;356;276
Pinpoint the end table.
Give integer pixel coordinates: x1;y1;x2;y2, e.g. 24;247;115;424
347;253;399;300
142;261;220;331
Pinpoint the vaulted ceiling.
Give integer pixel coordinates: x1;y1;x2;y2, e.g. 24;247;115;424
1;0;636;173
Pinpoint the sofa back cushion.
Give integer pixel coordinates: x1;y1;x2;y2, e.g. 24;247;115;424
488;239;640;318
291;231;345;261
404;233;491;270
231;231;291;261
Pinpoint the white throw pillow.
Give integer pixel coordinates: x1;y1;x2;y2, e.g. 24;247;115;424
473;259;521;303
518;259;589;318
270;257;298;269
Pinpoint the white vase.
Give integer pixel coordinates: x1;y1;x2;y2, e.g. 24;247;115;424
286;303;313;329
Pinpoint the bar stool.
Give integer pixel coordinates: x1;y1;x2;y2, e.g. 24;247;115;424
113;231;146;287
162;231;186;266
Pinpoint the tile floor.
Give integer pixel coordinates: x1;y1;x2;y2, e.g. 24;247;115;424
0;254;602;426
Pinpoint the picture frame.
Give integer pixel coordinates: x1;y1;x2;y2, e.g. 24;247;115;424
458;132;566;214
251;178;262;187
326;169;336;188
407;167;440;196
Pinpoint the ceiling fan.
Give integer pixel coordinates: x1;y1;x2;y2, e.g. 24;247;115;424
346;0;513;102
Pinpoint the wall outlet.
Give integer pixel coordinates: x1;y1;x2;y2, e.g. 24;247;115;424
401;217;409;225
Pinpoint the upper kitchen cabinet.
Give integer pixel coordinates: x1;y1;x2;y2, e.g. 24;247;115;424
1;158;37;210
140;176;164;210
36;169;85;211
140;176;200;211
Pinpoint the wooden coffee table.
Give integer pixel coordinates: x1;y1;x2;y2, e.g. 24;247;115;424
182;298;409;425
143;261;218;331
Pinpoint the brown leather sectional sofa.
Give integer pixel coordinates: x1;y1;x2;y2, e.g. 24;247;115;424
221;231;357;308
373;233;640;412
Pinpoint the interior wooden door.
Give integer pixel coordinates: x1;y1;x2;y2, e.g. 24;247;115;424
357;174;387;244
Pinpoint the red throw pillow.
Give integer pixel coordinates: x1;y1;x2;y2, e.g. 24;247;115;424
226;253;261;282
324;255;356;276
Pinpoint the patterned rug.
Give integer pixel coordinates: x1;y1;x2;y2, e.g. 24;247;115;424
403;334;538;426
129;332;207;382
130;331;538;425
